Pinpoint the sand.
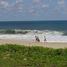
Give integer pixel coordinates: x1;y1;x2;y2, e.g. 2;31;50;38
0;39;67;48
0;34;67;48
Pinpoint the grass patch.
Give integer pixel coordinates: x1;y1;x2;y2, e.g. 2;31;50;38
0;44;67;67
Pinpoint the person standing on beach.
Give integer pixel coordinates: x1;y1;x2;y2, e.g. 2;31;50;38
44;36;47;47
44;36;47;42
35;36;40;42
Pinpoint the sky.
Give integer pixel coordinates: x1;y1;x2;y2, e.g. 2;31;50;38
0;0;67;21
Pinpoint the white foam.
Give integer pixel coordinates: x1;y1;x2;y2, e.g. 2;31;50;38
0;30;66;42
0;34;67;42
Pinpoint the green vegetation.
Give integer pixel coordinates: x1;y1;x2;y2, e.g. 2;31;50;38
0;44;67;67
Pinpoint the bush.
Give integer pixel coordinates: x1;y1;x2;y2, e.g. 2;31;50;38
0;45;67;67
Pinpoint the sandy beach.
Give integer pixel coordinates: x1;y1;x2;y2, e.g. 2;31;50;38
0;39;67;49
0;33;67;48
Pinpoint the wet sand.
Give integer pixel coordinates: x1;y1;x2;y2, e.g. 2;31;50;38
0;39;67;48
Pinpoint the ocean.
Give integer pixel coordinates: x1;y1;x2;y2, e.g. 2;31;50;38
0;21;67;31
0;21;67;42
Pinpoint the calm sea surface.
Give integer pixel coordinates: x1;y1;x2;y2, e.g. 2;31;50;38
0;21;67;31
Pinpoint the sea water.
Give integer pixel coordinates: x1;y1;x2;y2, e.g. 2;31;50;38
0;21;67;31
0;21;67;42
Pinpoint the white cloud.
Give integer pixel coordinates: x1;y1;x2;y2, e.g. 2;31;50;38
0;1;9;8
7;0;23;12
58;0;65;5
57;0;66;11
0;0;23;12
16;0;23;3
41;4;49;8
0;0;66;15
33;0;41;3
15;0;23;12
29;7;37;15
0;0;49;13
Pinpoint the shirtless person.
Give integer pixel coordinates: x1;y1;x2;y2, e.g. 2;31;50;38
35;36;40;42
44;36;47;42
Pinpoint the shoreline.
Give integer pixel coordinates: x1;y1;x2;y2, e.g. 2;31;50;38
0;39;67;48
0;34;67;42
0;33;67;48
